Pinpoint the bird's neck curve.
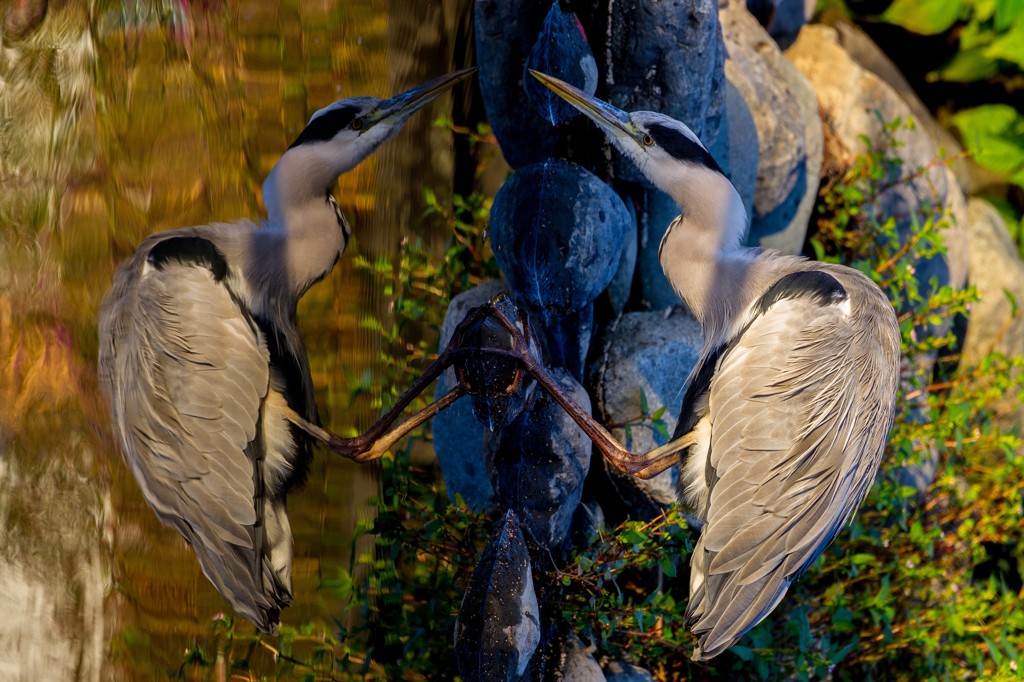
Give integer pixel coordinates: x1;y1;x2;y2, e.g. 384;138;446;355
261;148;350;301
657;169;752;342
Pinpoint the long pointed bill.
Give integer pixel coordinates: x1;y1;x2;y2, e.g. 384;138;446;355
528;69;641;146
365;67;476;129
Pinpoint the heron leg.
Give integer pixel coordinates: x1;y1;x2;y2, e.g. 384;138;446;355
483;300;695;480
290;303;492;461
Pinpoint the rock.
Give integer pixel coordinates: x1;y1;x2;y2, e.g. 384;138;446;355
567;499;605;551
475;0;561;168
607;0;727;185
454;510;541;680
962;199;1024;423
486;369;592;549
491;159;630;317
490;159;631;375
453;295;543;430
833;21;969;192
721;0;821;255
766;0;815;49
524;1;599;127
603;659;657;681
787;25;969;295
433;373;498;512
604;196;639;316
634;189;682;311
433;281;509;511
709;79;759;224
555;633;606;681
594;308;704;507
439;280;510;352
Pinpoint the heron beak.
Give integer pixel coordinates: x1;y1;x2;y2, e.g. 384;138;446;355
364;67;477;129
529;70;642;147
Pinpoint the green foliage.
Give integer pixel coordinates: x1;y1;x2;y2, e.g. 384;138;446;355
876;0;1024;81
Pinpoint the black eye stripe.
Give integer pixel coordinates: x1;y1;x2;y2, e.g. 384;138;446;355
646;122;724;175
288;106;360;149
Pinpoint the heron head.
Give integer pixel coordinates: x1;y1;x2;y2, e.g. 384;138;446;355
284;68;476;176
529;70;725;188
529;70;747;247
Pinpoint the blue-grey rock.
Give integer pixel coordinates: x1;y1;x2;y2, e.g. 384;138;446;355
603;660;656;682
709;79;758;226
475;0;561;168
433;372;498;513
594;308;704;507
606;0;727;185
566;499;605;551
541;301;594;381
434;281;509;511
486;369;592;549
722;0;820;255
767;0;814;49
605;195;638;315
491;159;631;318
634;189;682;310
455;298;542;430
556;633;606;681
962;199;1024;424
454;510;541;681
524;2;599;127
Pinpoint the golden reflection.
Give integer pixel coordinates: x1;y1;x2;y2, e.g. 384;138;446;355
0;0;466;677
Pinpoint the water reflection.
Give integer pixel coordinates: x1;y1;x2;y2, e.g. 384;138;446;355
0;1;470;678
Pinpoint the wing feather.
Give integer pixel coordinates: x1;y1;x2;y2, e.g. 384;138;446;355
99;243;286;631
686;284;898;659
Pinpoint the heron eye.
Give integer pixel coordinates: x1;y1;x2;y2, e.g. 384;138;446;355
350;119;363;131
642;133;654;146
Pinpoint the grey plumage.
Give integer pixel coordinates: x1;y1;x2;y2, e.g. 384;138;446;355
97;69;474;633
532;71;900;660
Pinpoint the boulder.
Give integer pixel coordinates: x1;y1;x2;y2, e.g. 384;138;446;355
787;24;969;294
721;0;821;255
486;369;592;549
475;0;561;168
454;510;541;680
962;198;1024;423
555;633;606;681
634;190;683;311
603;659;657;681
607;0;727;185
523;1;599;127
593;308;704;507
433;281;510;511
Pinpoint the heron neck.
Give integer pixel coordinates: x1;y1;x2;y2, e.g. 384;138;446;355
261;155;349;301
657;173;751;342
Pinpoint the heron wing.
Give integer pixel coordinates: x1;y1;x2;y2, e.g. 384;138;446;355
100;239;285;630
686;283;897;659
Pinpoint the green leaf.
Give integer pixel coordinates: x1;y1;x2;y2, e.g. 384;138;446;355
930;47;1001;82
639;388;649;415
983;22;1024;68
952;105;1024;180
730;645;754;661
995;0;1024;31
878;0;963;35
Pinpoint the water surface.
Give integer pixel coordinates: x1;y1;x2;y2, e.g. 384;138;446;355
0;1;471;677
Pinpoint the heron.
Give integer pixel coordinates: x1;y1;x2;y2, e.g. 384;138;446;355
531;70;900;660
97;68;474;634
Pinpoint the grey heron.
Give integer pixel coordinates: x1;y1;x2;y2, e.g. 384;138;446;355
97;68;474;634
531;70;900;660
